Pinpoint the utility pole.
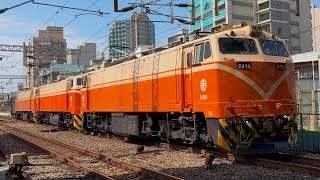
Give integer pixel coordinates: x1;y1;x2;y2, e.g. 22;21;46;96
191;0;195;25
141;0;144;12
77;49;80;67
0;82;3;94
214;0;218;16
169;0;174;23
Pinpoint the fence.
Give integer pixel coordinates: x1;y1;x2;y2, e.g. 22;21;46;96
296;90;320;153
297;90;320;131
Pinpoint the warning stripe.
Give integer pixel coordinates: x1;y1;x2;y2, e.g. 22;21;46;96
218;119;235;148
74;115;82;126
33;113;38;124
247;117;261;138
73;114;82;130
73;121;80;130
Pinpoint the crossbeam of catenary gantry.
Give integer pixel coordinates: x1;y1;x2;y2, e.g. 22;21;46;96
0;75;27;79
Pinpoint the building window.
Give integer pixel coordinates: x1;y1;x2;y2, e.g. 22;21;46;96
204;3;210;10
218;4;225;12
258;1;269;11
276;1;281;8
203;25;212;32
278;28;282;35
203;10;213;20
277;11;281;18
261;23;271;32
259;12;270;22
195;5;200;14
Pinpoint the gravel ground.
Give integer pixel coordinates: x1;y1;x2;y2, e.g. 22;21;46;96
0;128;93;180
1;121;317;180
0;113;11;117
303;153;320;159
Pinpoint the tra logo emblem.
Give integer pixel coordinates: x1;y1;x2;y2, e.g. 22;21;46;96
200;79;207;92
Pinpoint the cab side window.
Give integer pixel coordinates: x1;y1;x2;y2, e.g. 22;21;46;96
77;78;82;86
70;80;73;89
195;43;204;63
83;77;87;87
187;53;192;67
195;41;212;64
204;41;212;59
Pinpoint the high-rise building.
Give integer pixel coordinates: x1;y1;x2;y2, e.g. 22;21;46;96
189;0;313;54
130;12;155;50
311;4;320;54
67;43;97;68
25;26;66;87
108;12;155;59
109;20;132;59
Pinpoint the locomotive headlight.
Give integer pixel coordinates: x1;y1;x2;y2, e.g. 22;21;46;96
283;115;291;121
245;121;252;128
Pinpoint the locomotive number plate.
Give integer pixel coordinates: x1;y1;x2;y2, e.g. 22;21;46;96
237;62;252;70
276;63;286;70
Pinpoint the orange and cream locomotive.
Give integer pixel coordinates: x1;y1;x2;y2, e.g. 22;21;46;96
13;23;298;154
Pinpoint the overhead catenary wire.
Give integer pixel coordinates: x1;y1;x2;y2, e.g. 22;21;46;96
3;0;103;75
31;1;109;16
63;0;100;28
28;0;71;41
0;0;72;72
0;0;33;14
84;0;142;43
1;0;110;90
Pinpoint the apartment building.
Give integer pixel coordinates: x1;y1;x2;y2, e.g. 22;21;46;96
189;0;313;54
109;12;155;59
26;26;66;87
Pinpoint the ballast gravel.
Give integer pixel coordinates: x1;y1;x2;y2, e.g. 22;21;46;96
1;120;315;180
0;128;92;180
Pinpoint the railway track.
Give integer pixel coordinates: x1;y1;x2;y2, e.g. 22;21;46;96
2;119;320;178
233;154;320;177
155;142;320;177
0;124;183;180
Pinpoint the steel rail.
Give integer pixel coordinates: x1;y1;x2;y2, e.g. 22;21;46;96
155;142;320;177
291;155;320;167
0;126;113;180
276;152;320;167
1;124;183;180
233;155;320;177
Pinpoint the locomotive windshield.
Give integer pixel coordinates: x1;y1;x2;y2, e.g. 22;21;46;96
219;38;258;54
259;39;289;57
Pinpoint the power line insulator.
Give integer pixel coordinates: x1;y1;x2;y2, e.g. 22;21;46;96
146;7;150;13
0;8;8;14
118;6;135;12
176;18;190;25
176;4;189;7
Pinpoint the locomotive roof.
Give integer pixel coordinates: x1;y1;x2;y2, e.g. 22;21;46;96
17;23;286;93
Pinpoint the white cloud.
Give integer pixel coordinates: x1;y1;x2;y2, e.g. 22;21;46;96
0;15;40;37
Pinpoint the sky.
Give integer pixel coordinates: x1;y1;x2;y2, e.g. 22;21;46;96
0;0;189;92
0;0;319;92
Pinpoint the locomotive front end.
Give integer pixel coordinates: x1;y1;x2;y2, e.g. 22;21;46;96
202;25;298;154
